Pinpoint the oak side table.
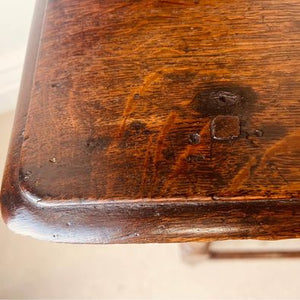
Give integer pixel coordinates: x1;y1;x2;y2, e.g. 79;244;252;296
1;0;299;250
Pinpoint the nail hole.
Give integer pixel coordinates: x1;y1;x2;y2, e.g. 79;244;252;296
254;129;264;137
219;96;226;103
188;133;201;145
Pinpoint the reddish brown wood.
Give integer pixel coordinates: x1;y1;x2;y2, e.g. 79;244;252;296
209;251;300;259
0;0;299;243
180;243;300;261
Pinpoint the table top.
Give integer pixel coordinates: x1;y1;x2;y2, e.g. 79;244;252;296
1;0;299;243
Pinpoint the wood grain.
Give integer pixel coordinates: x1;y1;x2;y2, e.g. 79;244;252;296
0;0;299;243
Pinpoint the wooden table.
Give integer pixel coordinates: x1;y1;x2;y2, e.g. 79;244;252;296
1;0;299;243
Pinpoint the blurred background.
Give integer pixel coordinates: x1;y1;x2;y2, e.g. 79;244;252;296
0;1;299;299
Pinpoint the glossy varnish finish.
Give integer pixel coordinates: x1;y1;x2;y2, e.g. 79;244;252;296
1;0;299;243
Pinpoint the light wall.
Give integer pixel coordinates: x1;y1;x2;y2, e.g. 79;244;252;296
0;0;35;114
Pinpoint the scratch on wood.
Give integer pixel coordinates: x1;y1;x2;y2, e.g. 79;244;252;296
161;122;210;194
99;2;135;17
256;130;300;172
139;136;153;198
118;66;196;137
151;47;186;56
224;156;257;193
150;113;177;196
153;113;177;166
269;162;290;186
119;71;163;136
225;130;300;193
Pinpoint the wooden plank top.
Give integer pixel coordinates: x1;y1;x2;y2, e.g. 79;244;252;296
1;0;299;243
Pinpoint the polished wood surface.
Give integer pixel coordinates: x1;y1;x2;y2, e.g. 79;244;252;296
1;0;299;243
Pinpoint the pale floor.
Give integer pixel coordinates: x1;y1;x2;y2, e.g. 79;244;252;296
0;111;300;299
